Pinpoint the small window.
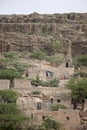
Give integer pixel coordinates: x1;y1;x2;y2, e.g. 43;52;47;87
31;114;33;118
42;116;46;121
66;117;70;120
66;62;69;67
57;99;60;103
50;98;53;103
46;71;53;78
37;102;41;110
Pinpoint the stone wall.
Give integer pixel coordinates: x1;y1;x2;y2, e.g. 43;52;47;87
14;79;31;89
0;79;10;90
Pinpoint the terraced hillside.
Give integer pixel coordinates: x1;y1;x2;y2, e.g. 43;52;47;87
0;13;87;57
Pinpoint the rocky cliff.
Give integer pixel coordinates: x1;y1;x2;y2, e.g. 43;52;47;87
0;12;87;57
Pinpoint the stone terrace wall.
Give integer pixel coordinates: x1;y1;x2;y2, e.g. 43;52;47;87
0;79;10;90
14;79;31;89
13;84;70;96
0;78;70;97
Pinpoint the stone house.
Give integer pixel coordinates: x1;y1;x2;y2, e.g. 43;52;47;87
25;60;74;81
26;110;80;130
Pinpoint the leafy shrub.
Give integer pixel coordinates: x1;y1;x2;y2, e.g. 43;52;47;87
38;116;63;130
0;69;21;80
31;75;42;86
46;55;64;66
75;55;87;67
13;62;28;74
74;71;87;78
31;76;59;87
3;52;18;59
49;78;59;87
51;41;62;53
50;104;67;111
30;50;46;60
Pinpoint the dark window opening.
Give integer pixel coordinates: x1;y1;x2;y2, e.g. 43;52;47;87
42;116;46;121
66;62;69;67
25;71;29;77
31;114;33;118
50;98;53;104
66;117;70;120
71;98;77;109
37;102;41;110
10;79;14;88
57;99;61;103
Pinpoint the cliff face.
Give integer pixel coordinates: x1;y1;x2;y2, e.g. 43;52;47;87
0;13;87;57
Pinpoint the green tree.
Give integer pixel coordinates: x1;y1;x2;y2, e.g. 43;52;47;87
0;90;29;130
67;78;87;104
0;69;21;80
38;116;63;130
13;62;28;74
0;89;18;103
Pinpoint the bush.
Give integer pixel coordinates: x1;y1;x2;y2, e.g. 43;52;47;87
30;50;46;60
3;52;18;59
13;62;28;74
0;69;21;80
49;78;59;87
50;104;67;111
31;76;59;87
31;75;42;86
51;41;62;53
46;55;65;66
74;71;87;78
38;116;63;130
75;55;87;67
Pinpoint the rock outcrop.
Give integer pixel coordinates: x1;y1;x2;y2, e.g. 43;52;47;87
0;12;87;57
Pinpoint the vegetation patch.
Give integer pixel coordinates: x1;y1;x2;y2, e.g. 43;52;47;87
0;89;29;130
37;116;63;130
3;52;18;59
13;62;28;74
31;75;59;87
31;90;41;95
50;104;67;111
0;69;22;80
74;71;87;78
29;50;46;60
74;55;87;67
67;78;87;104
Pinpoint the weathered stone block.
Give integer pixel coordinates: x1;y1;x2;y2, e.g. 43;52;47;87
0;79;10;90
14;79;31;89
